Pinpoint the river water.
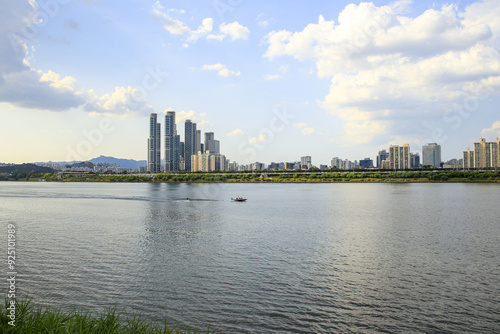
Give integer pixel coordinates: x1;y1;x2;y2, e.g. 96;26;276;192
1;182;499;333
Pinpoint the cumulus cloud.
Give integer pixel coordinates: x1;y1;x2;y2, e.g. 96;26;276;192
0;1;155;117
203;63;241;77
84;86;154;116
293;123;307;128
227;129;245;136
0;2;88;111
301;127;317;135
175;110;211;126
249;134;268;144
219;21;250;40
152;2;249;43
256;13;269;28
263;74;280;80
264;1;500;144
209;22;250;41
481;121;500;138
151;1;190;35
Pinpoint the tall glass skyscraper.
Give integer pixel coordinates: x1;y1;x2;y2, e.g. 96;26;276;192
148;113;161;172
184;120;197;172
164;111;180;172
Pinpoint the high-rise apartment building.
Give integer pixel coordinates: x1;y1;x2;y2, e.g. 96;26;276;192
389;144;411;170
184;120;197;172
463;138;500;168
147;113;161;172
196;130;202;154
422;143;441;167
191;151;227;172
300;156;312;169
331;157;342;169
164;111;180;172
204;132;220;154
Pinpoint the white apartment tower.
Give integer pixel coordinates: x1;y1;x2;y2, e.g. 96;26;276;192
389;144;411;170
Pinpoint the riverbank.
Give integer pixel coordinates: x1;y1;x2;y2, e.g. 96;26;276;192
2;170;500;183
0;297;208;334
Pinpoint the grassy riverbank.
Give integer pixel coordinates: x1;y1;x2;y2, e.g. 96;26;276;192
1;298;209;334
2;170;500;183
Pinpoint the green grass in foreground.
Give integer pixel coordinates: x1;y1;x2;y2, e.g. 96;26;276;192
0;297;210;334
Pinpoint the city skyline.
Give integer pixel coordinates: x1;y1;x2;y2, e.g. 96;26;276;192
1;1;500;165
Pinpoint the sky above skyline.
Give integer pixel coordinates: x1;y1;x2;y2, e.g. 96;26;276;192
1;0;500;165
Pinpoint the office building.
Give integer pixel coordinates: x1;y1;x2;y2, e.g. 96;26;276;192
389;144;411;170
411;153;420;168
164;111;180;172
376;149;389;168
184;120;197;172
147;113;161;172
422;143;441;167
359;158;373;169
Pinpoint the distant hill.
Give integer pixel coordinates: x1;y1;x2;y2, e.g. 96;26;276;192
89;155;147;169
0;163;53;174
66;161;94;168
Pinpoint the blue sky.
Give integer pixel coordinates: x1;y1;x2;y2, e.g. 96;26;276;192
1;0;500;165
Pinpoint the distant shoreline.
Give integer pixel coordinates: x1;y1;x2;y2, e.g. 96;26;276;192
2;170;500;183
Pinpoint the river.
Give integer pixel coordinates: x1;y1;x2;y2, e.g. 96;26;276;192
1;182;499;333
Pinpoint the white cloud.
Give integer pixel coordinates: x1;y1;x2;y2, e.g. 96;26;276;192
186;18;214;42
264;1;500;144
220;21;250;40
209;22;250;41
293;123;307;128
258;20;269;28
151;1;190;36
249;134;268;144
203;63;241;77
227;129;245;136
278;65;288;73
0;2;89;111
341;121;389;144
257;13;269;28
175;110;211;126
152;2;212;41
152;3;249;43
481;121;500;138
85;86;154;116
0;1;156;117
461;0;500;44
263;74;280;80
301;127;317;135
